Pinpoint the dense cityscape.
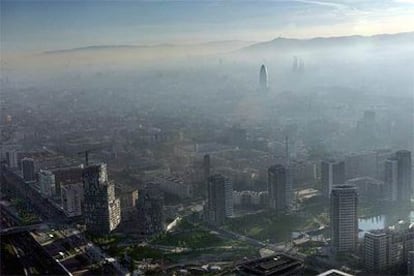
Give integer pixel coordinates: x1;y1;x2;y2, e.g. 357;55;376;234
1;1;414;275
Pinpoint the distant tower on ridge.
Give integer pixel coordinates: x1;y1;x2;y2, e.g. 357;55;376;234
259;64;269;91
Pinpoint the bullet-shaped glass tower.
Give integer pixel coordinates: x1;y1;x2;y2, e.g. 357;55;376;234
259;64;269;91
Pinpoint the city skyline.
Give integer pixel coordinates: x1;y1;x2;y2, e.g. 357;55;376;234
1;0;413;275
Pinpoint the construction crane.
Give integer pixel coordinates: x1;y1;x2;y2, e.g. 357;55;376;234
77;148;102;167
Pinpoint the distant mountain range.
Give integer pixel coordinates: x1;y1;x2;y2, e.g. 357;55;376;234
41;32;414;57
242;31;414;52
42;40;255;55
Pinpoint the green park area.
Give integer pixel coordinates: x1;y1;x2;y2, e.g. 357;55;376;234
88;233;165;262
224;208;329;243
151;219;224;249
150;219;257;261
91;219;258;265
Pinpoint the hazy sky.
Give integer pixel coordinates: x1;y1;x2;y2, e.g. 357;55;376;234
1;0;414;53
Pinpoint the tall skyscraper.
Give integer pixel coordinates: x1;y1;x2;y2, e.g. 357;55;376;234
259;64;269;91
206;174;233;225
385;150;412;204
268;164;291;212
330;184;358;253
385;159;398;201
39;170;56;198
21;157;35;182
396;150;412;203
82;163;121;234
321;160;345;198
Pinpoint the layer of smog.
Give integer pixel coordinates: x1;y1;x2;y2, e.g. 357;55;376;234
1;1;413;275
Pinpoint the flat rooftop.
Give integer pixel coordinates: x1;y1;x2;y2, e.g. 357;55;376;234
236;253;304;276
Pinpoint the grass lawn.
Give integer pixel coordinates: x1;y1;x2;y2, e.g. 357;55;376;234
151;219;226;249
94;219;259;264
224;210;324;242
152;229;223;249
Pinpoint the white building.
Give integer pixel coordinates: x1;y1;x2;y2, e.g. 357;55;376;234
39;170;56;198
61;182;83;217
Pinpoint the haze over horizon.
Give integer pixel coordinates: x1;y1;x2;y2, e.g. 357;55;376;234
1;0;414;54
1;1;414;275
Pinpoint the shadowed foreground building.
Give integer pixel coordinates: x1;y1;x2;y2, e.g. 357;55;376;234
330;184;358;253
82;163;121;235
136;184;164;235
363;222;414;274
363;231;388;273
408;251;414;276
236;253;304;275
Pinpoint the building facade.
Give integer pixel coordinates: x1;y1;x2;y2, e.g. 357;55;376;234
364;231;388;272
268;165;291;212
206;174;233;225
385;150;412;204
39;170;56;198
135;184;164;235
330;184;358;253
364;223;414;273
385;159;399;201
61;182;83;217
82;164;121;234
396;150;412;204
21;157;36;182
